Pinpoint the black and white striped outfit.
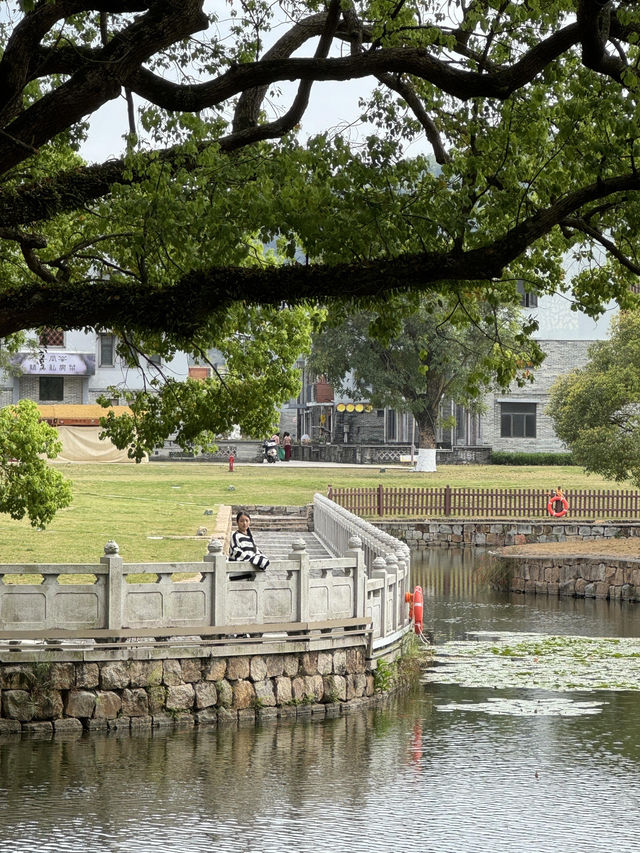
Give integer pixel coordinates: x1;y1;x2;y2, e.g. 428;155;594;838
229;529;270;569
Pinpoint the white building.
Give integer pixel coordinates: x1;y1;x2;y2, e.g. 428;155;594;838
289;287;617;461
476;291;615;454
0;328;189;407
0;329;189;461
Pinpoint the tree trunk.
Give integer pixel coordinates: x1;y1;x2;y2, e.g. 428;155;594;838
414;417;437;473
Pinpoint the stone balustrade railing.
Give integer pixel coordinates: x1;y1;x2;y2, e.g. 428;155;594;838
313;495;411;647
313;494;409;568
0;533;410;651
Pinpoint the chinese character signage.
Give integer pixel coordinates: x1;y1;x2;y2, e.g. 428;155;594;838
12;352;96;375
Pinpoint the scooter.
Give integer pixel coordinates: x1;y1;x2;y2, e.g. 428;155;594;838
262;438;278;463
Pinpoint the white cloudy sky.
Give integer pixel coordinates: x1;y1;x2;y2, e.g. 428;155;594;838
79;0;388;163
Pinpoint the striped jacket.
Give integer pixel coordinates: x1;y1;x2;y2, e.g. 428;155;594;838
229;529;269;569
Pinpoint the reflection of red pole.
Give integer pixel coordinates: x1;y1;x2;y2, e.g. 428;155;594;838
410;721;423;767
229;454;234;472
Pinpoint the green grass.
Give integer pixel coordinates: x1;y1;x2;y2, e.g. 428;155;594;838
0;461;632;565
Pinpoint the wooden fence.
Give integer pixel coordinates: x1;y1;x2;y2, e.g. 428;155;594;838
326;484;640;520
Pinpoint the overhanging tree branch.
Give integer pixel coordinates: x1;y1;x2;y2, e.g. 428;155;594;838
2;169;640;339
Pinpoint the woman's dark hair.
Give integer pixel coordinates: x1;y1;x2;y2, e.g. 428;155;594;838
236;511;251;523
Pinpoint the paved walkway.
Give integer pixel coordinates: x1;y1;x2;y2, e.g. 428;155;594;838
230;460;408;469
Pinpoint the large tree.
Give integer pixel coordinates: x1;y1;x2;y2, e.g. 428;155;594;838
1;1;640;450
309;294;539;470
547;309;640;486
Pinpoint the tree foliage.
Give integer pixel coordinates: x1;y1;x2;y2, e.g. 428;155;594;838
547;310;640;486
100;302;324;460
1;1;640;452
0;399;72;527
309;293;540;449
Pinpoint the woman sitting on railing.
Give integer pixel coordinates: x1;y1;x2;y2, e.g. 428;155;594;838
229;511;270;570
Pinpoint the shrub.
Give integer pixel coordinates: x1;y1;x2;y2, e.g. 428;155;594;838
490;451;574;466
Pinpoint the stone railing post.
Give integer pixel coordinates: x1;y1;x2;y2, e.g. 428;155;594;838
395;550;408;627
346;535;366;618
101;540;123;631
204;540;228;627
290;538;309;623
372;556;388;639
385;553;399;633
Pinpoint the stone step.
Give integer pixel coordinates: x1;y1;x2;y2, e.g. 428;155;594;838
250;515;309;532
254;531;334;560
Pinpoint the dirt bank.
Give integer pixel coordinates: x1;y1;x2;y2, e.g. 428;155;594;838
501;537;640;559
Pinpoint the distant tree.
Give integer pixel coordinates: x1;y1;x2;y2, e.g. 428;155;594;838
548;310;640;487
0;400;72;526
309;294;540;470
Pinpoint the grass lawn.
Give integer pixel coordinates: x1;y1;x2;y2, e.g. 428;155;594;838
0;461;632;565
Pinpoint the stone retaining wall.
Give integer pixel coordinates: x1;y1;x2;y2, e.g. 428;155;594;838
0;647;377;738
498;554;640;602
374;519;640;550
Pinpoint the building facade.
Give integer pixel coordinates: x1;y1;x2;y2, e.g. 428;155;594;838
287;291;615;457
478;292;614;454
0;329;189;408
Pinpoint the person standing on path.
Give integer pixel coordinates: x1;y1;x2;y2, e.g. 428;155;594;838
283;431;292;461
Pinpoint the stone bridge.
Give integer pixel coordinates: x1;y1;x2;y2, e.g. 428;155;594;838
0;496;414;736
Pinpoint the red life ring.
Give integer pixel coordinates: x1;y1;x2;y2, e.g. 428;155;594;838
547;495;569;517
413;585;423;635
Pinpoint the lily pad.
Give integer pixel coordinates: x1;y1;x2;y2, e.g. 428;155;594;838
436;696;606;716
424;632;640;692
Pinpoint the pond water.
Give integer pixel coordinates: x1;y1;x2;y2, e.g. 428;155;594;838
1;549;639;853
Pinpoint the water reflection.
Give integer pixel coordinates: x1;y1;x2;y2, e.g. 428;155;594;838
0;549;639;853
412;547;640;641
1;688;639;853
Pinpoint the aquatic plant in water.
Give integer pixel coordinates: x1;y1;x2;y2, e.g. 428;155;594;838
436;697;605;716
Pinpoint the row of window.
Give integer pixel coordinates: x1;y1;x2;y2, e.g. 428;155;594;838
38;330;161;369
363;403;538;441
40;329;116;367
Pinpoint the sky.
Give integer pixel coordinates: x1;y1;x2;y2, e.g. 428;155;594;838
79;0;389;164
80;76;378;164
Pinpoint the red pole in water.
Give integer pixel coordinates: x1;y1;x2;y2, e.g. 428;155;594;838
405;591;414;621
413;586;423;635
229;454;234;472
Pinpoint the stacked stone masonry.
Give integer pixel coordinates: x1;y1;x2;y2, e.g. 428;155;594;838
502;555;640;602
376;519;640;550
0;648;377;737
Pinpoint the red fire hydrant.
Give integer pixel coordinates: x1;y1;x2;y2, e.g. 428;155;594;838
228;454;234;472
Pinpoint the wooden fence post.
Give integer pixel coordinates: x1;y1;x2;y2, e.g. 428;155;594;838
444;484;452;516
377;483;384;516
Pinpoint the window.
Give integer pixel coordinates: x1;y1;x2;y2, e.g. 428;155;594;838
456;405;466;443
39;376;64;401
99;333;115;367
516;280;538;308
500;402;536;438
386;409;397;441
39;328;64;347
